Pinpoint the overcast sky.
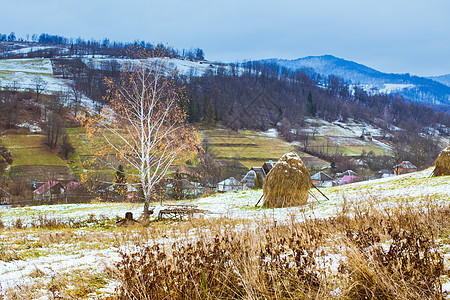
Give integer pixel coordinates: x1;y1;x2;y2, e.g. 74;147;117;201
1;0;449;76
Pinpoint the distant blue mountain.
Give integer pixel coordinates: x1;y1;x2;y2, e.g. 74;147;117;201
429;74;450;87
260;55;450;105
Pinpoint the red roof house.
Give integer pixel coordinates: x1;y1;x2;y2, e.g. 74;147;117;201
33;180;64;200
340;175;360;185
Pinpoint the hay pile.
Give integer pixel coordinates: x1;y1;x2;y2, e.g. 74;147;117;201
262;152;311;208
433;146;450;176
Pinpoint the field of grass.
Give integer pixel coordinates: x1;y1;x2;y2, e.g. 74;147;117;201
66;127;130;180
0;170;449;298
201;127;329;169
2;134;66;166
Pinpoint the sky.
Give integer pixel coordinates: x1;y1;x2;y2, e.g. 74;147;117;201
1;0;449;76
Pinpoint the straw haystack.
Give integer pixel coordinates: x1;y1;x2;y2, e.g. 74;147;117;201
433;146;450;176
262;152;311;208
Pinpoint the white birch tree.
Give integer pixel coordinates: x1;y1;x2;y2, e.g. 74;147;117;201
85;53;199;214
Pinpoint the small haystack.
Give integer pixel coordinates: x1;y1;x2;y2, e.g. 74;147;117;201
433;146;450;176
262;152;311;208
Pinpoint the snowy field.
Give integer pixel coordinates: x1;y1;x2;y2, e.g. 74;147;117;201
0;58;68;92
0;169;447;226
0;169;449;298
81;57;242;77
302;117;394;153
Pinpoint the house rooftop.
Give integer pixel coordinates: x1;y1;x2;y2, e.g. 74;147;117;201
311;172;333;181
33;180;61;195
394;161;417;169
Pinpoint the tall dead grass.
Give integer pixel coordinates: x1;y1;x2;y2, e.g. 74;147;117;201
113;198;449;299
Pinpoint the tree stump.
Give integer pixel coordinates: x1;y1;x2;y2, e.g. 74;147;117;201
116;211;139;226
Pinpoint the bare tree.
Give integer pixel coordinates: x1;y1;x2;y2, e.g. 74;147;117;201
46;113;64;149
299;131;311;152
69;83;83;117
33;76;47;102
0;93;19;128
84;53;200;215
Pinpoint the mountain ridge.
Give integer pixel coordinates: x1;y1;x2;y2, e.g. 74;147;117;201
260;55;450;105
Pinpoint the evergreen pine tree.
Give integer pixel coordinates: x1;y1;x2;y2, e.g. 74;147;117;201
206;100;215;127
307;91;317;116
202;96;209;121
214;109;220;124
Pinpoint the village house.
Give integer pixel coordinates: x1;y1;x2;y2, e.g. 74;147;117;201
241;170;257;188
377;169;395;179
262;161;275;175
33;180;65;201
311;171;334;187
103;183;140;201
393;161;417;175
64;181;81;191
340;175;360;185
166;179;204;198
63;181;90;202
242;160;276;188
217;177;243;192
334;170;360;185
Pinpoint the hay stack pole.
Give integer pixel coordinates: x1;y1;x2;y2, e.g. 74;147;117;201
262;152;311;208
433;146;450;176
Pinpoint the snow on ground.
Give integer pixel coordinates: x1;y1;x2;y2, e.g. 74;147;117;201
259;128;279;138
0;248;120;294
0;59;68;92
1;46;63;56
17;122;42;133
81;57;241;77
1;169;447;227
378;83;415;94
0;169;449;297
0;202;144;227
302;118;393;152
0;58;98;112
304;118;385;138
352;83;415;95
0;58;53;74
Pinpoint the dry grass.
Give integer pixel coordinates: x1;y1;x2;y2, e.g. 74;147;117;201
113;198;449;300
1;192;449;299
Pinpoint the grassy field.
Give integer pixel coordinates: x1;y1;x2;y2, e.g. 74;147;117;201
0;170;449;298
201;127;329;169
2;134;66;166
306;138;388;156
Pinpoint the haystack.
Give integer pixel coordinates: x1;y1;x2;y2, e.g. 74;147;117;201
262;152;311;208
433;146;450;176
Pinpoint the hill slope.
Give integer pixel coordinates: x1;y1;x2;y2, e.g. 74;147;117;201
429;74;450;87
262;55;450;105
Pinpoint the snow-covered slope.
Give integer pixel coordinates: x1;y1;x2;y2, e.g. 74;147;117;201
0;58;68;92
261;55;450;105
429;74;450;87
81;57;236;77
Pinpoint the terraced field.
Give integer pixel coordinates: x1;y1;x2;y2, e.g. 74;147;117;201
2;134;66;167
201;127;329;169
